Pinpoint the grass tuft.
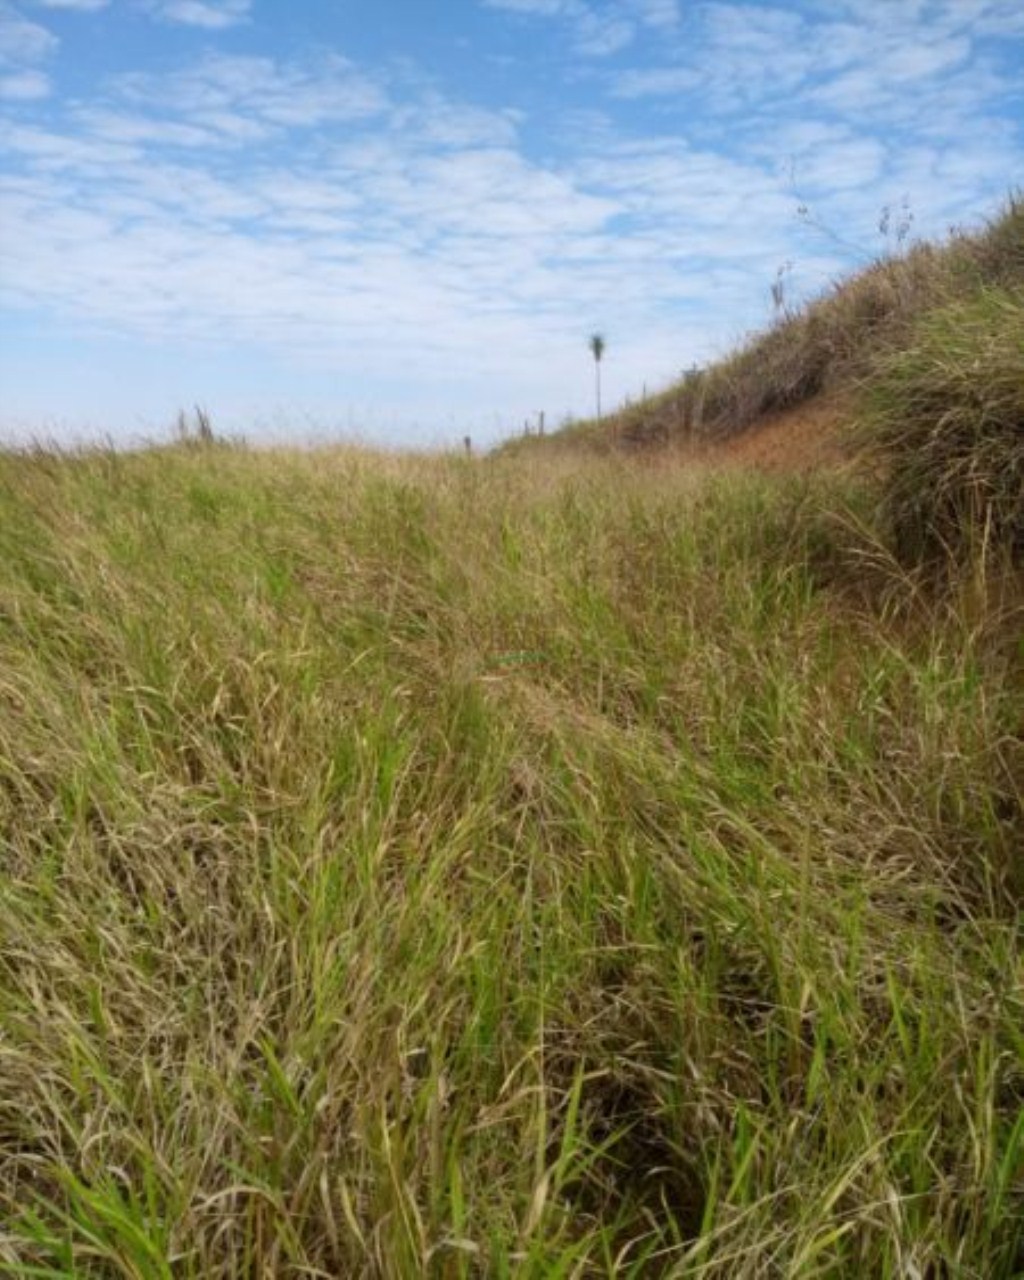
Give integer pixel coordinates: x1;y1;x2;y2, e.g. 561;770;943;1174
861;286;1024;566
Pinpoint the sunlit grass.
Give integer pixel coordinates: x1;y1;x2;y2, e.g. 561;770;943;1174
0;443;1020;1276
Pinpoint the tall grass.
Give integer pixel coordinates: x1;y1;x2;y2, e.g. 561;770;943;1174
0;444;1021;1276
861;286;1024;566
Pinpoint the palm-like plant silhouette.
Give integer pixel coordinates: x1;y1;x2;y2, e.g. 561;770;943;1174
589;332;606;423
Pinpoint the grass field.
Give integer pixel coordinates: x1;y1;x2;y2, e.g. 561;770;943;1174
0;440;1021;1276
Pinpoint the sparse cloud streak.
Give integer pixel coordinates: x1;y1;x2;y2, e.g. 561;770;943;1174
146;0;251;29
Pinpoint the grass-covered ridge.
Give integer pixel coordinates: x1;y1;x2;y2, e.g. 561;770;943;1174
0;444;1021;1276
516;195;1024;455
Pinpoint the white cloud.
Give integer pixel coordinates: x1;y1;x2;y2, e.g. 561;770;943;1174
483;0;568;14
0;6;57;66
148;0;251;29
30;0;109;10
75;106;221;146
485;0;680;29
624;0;680;26
835;0;1024;37
611;66;698;96
574;10;634;56
0;4;56;101
483;0;679;58
0;67;49;97
390;94;520;149
112;52;390;135
607;0;1014;142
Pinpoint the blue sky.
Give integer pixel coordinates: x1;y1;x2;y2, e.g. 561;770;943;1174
0;0;1021;446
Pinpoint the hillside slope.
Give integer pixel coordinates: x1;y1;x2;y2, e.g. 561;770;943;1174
504;196;1024;466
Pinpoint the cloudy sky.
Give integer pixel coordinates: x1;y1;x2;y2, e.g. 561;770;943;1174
0;0;1021;446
